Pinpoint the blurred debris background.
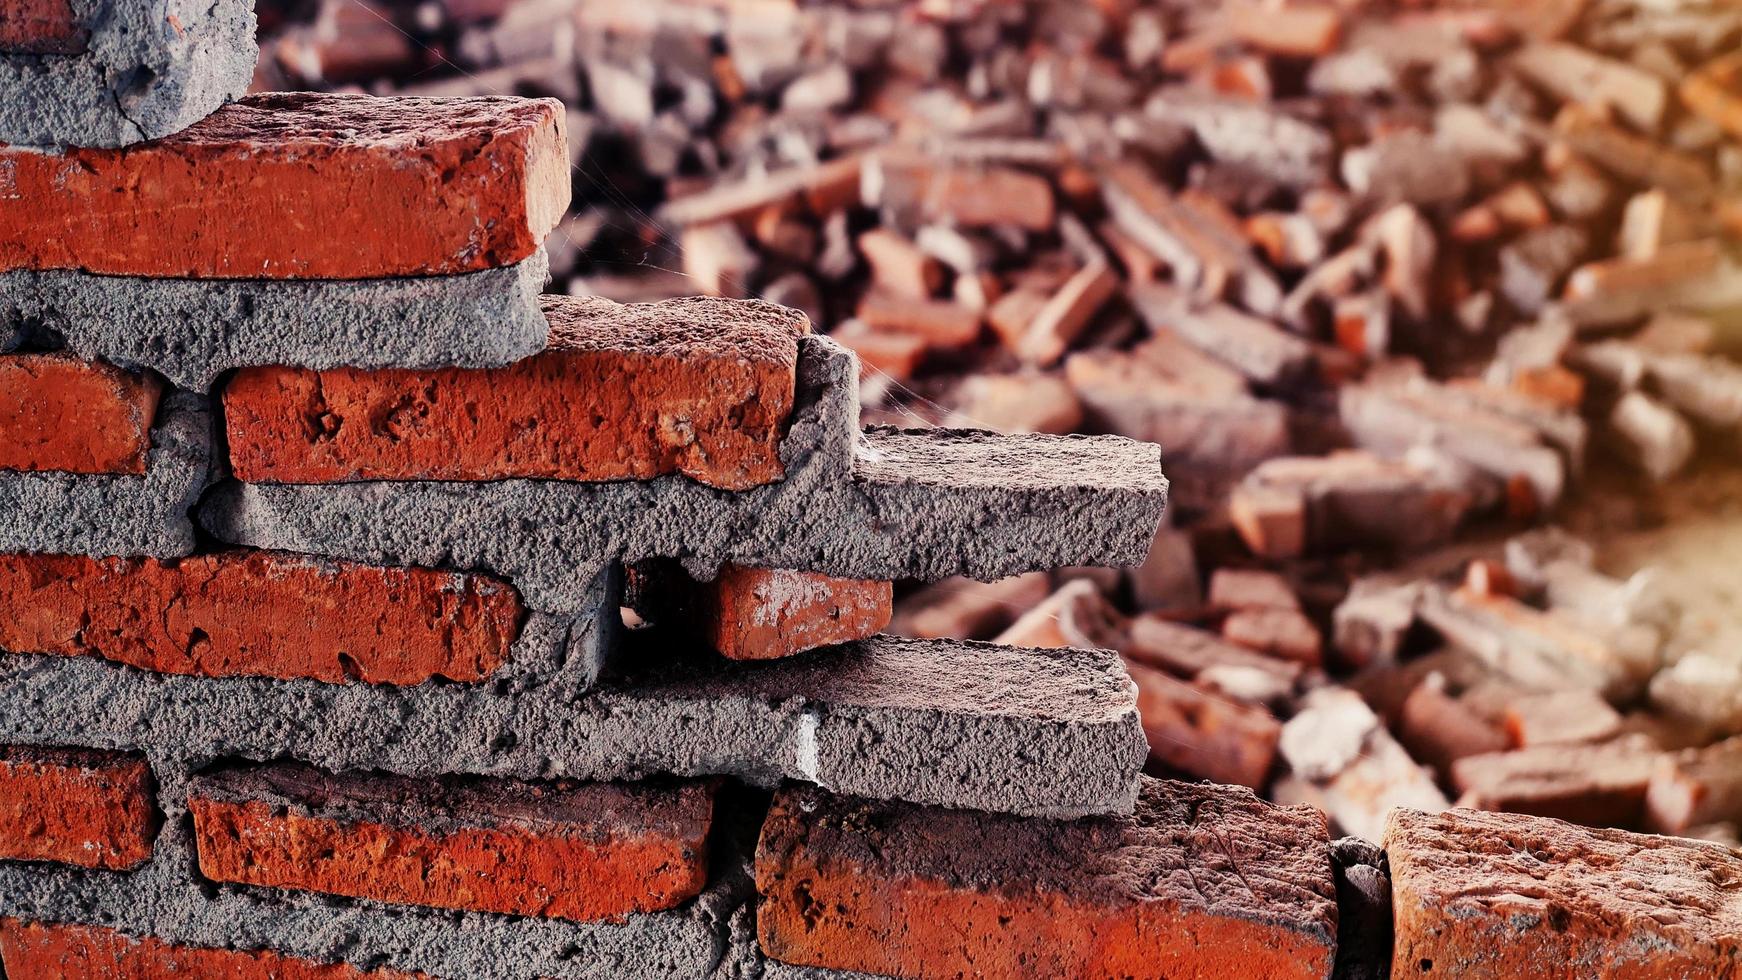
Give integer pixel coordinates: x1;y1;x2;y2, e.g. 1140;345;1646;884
254;0;1742;846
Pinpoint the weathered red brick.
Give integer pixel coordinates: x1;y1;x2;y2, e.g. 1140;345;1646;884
0;0;86;55
190;763;718;922
1126;660;1282;789
0;920;423;979
0;552;524;686
756;779;1337;980
0;93;569;280
224;296;806;489
1451;735;1661;829
1387;806;1742;979
703;565;892;660
0;746;154;870
0;355;161;475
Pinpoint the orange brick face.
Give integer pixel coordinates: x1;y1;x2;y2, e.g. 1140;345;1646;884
756;780;1337;979
0;746;154;870
0;0;87;55
1387;806;1742;979
706;566;892;660
0;920;424;979
223;295;806;489
190;763;719;922
0;552;524;686
0;356;161;475
0;93;568;280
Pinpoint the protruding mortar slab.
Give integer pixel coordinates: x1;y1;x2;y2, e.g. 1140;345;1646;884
0;392;211;558
0;251;550;389
0;634;1143;818
0;0;257;148
0;92;569;278
199;339;1170;612
755;778;1339;979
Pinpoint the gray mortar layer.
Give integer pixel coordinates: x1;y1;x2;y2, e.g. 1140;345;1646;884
0;250;551;390
0;0;257;148
200;337;1172;614
0;392;212;558
0;760;766;980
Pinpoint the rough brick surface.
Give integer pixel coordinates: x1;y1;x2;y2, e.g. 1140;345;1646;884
0;746;153;869
224;296;806;489
0;552;524;686
0;0;85;55
0;251;551;390
756;779;1338;979
703;565;893;660
0;355;160;475
191;764;717;922
0;93;568;278
0;920;422;979
1387;806;1742;979
0;0;257;149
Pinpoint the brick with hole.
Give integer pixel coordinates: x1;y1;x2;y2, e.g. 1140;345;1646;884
0;746;154;870
0;919;424;979
224;295;808;489
1387;806;1742;978
0;92;568;280
755;778;1337;979
0;0;86;55
0;355;161;475
189;763;718;922
0;551;524;686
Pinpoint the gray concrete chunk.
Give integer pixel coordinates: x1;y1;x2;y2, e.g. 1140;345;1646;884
0;0;258;148
0;251;550;389
0;392;211;558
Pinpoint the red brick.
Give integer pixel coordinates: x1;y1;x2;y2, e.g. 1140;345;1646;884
0;746;154;870
756;779;1336;980
0;0;86;55
0;920;422;979
190;763;718;922
0;552;524;686
0;93;569;280
224;295;806;489
1126;660;1281;789
0;355;160;475
703;565;892;660
1451;735;1661;828
1222;607;1324;666
1387;806;1742;979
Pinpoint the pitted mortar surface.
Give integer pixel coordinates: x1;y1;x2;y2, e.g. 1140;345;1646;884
200;339;1170;613
0;392;211;557
0;251;550;389
0;630;1144;817
0;0;257;147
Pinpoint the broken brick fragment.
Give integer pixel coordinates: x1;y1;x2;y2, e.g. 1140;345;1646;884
0;0;86;55
0;355;161;475
0;93;569;279
1387;806;1742;978
0;920;424;979
0;746;154;870
189;763;718;922
0;552;524;686
224;295;806;489
702;565;892;661
1126;659;1282;789
756;779;1336;979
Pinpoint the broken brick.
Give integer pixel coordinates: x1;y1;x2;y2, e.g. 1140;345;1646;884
701;565;892;661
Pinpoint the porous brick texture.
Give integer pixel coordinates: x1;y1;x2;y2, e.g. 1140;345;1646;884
224;296;808;490
0;552;525;686
704;565;893;660
0;746;154;870
0;93;569;279
189;763;719;922
0;920;424;979
756;778;1338;979
0;0;86;55
0;355;161;475
1387;806;1742;979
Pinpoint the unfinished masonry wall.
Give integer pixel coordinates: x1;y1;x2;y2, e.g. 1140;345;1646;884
3;5;1741;980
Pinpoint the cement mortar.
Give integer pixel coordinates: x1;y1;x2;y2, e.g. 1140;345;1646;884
0;0;258;148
